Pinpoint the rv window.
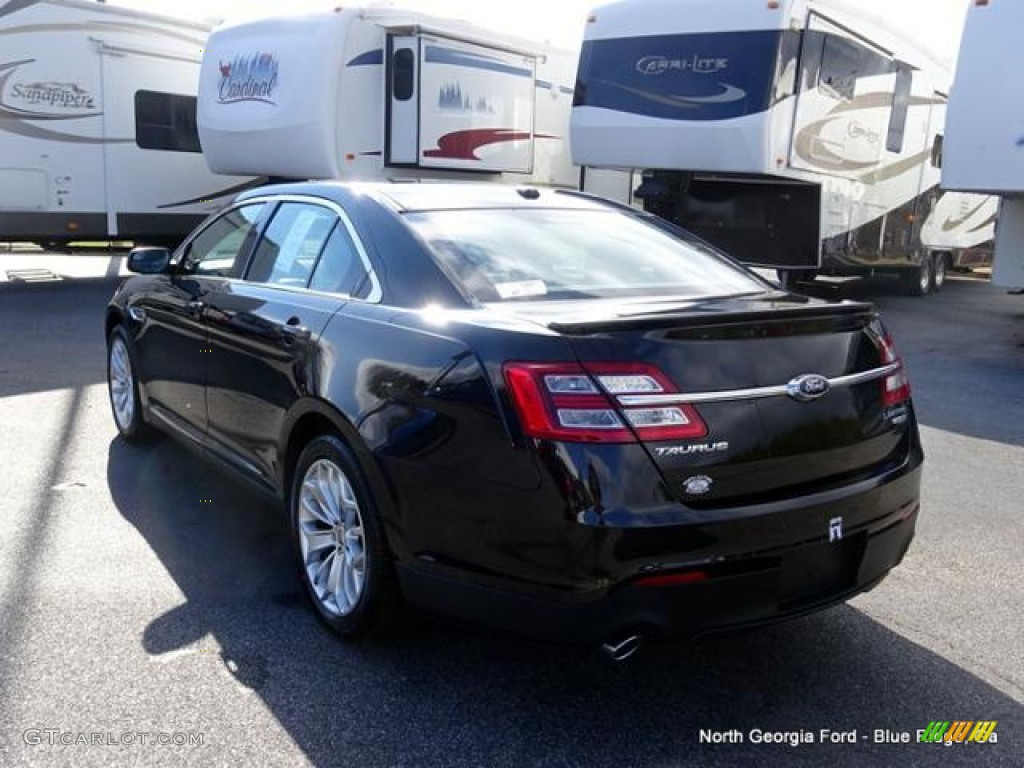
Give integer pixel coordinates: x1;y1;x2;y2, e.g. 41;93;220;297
393;48;415;102
773;29;802;104
182;204;264;277
135;91;201;153
246;203;337;287
931;134;944;168
886;64;913;153
817;35;891;102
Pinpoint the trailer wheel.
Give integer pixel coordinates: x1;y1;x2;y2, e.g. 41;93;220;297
901;256;934;296
932;252;948;292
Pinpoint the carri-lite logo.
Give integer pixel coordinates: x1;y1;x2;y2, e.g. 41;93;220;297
918;721;998;745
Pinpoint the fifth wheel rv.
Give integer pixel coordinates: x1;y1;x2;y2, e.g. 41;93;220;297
0;0;254;246
571;0;996;295
943;0;1024;288
197;7;591;190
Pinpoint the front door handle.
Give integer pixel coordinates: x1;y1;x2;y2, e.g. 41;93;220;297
187;300;206;316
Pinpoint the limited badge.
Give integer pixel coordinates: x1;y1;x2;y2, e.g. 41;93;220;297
683;475;713;495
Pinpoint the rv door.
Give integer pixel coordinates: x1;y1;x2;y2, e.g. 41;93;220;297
385;33;538;172
386;35;420;165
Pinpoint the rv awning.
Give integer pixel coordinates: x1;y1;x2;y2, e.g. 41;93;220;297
361;10;550;59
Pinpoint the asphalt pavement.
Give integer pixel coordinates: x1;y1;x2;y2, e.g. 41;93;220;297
0;260;1020;767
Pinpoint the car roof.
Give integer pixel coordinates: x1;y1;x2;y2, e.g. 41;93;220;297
236;181;613;213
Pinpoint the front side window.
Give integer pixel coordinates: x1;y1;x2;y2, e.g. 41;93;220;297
405;208;766;303
246;203;338;287
181;203;264;277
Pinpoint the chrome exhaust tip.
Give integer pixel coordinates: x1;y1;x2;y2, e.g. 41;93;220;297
601;633;643;662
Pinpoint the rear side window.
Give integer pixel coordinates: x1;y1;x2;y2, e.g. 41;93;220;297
246;203;337;287
309;223;369;297
182;203;264;277
405;208;766;303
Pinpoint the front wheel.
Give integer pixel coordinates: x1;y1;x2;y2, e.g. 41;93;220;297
290;435;398;639
107;325;156;442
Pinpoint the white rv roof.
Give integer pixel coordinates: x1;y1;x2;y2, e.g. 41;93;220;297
357;6;569;58
211;6;567;59
586;0;948;81
7;0;213;32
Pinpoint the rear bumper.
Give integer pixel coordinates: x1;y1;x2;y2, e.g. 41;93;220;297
397;466;920;645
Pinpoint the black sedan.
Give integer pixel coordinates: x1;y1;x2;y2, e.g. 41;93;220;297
105;182;922;658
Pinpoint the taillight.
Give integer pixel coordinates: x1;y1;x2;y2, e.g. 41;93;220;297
503;362;707;443
879;333;911;406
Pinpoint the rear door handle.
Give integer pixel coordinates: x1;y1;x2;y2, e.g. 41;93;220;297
187;300;206;316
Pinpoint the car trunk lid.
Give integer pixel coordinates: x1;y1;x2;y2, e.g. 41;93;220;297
500;294;912;506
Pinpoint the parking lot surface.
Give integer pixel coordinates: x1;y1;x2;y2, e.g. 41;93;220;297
0;264;1021;767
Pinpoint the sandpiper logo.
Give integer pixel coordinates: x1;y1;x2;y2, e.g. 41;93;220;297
217;52;279;105
11;81;95;110
0;60;100;118
918;721;998;745
636;54;729;76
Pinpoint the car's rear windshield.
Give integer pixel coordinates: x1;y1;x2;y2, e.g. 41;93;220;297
404;207;767;303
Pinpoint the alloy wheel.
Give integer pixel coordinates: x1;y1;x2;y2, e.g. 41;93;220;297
109;336;135;431
297;458;367;616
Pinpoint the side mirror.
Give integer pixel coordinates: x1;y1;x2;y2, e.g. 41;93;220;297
127;246;171;274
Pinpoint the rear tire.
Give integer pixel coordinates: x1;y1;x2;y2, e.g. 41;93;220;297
901;255;934;296
290;435;398;639
931;252;948;292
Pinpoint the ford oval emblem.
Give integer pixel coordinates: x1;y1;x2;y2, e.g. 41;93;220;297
682;475;713;495
786;373;831;402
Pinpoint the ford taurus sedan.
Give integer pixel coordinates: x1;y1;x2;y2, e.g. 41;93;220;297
105;182;922;657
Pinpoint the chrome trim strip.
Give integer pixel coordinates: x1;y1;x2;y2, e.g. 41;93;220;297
150;406;266;478
616;363;901;406
148;405;203;445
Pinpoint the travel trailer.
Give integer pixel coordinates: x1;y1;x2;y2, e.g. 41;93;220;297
571;0;996;295
0;0;254;247
943;0;1024;288
197;6;612;192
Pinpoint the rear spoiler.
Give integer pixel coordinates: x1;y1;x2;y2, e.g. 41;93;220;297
547;301;876;335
